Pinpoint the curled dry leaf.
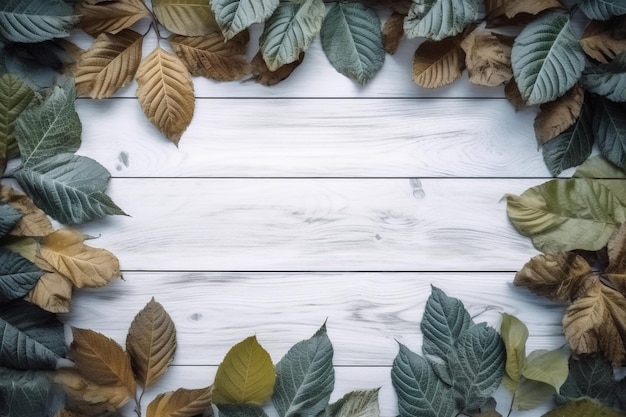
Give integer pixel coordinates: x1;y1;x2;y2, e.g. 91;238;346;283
37;229;121;288
534;84;584;144
581;18;626;64
0;185;54;237
146;386;213;417
25;272;73;313
54;367;133;411
152;0;219;36
135;46;195;145
461;30;513;87
126;298;177;389
77;0;150;37
383;12;405;55
251;51;305;86
168;31;250;81
75;29;144;99
486;0;564;25
413;34;466;88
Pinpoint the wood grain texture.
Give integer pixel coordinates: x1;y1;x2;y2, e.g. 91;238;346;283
75;178;542;271
75;98;550;178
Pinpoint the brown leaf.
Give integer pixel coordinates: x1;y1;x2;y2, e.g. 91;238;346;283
534;84;584;144
168;32;250;81
126;298;177;388
383;12;405;55
135;46;195;145
54;367;133;410
461;29;513;87
505;79;526;109
78;0;150;37
152;0;218;36
251;51;304;86
54;409;89;417
69;327;137;396
582;18;626;64
608;223;626;274
0;185;54;237
514;252;595;302
37;229;121;288
25;272;73;313
146;386;213;417
75;29;143;99
503;0;564;18
413;34;465;88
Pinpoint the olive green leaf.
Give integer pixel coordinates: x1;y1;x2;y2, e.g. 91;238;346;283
574;156;626;179
579;0;626;21
542;398;626;417
500;313;528;392
592;96;626;171
522;348;569;391
0;368;50;417
514;378;556;411
0;73;33;175
583;52;626;102
152;0;218;36
324;389;380;417
403;0;481;41
0;248;43;302
0;0;78;43
211;0;279;40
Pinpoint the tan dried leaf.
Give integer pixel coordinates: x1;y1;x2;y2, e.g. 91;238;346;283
461;30;513;87
25;272;73;313
608;223;626;274
69;327;137;395
168;32;250;81
383;12;405;55
78;0;150;37
413;34;465;88
582;18;626;64
54;367;133;410
146;386;213;417
135;46;195;145
54;409;88;417
505;79;526;109
152;0;218;36
126;298;177;388
251;51;304;86
0;185;54;237
503;0;564;18
75;29;143;99
514;252;594;302
534;84;584;144
37;229;121;288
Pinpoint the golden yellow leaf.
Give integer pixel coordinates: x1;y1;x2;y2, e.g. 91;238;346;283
0;185;54;237
146;386;213;417
461;30;513;87
383;12;405;55
69;327;137;396
75;29;143;99
126;298;176;388
152;0;218;36
251;51;304;86
581;18;626;64
54;367;133;410
534;84;584;144
413;34;465;88
78;0;150;37
25;272;73;313
135;46;195;145
168;32;250;81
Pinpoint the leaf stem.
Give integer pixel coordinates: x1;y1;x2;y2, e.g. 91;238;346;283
507;392;516;417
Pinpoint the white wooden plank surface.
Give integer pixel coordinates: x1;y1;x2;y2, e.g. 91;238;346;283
76;178;541;271
75;98;549;178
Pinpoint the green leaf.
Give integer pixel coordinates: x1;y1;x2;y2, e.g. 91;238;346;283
499;313;528;393
555;355;618;407
152;0;218;36
0;248;43;302
583;53;626;102
574;156;626;179
542;398;626;417
542;99;594;176
15;78;81;169
218;404;270;417
14;153;126;225
579;0;626;21
0;299;65;369
511;13;585;105
0;203;21;239
325;389;380;417
403;0;480;41
0;0;78;43
514;378;555;411
272;324;334;417
391;344;455;417
213;335;276;405
320;3;384;85
0;73;33;175
592;96;626;171
521;348;568;391
260;0;325;71
0;367;50;417
211;0;279;40
452;323;505;414
504;178;626;252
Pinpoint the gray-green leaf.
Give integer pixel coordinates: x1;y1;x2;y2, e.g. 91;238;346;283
212;0;279;40
511;13;585;105
15;78;81;169
555;355;618;407
542;99;594;176
391;344;455;417
403;0;480;41
592;96;626;171
0;299;66;369
0;73;33;175
583;53;626;102
321;3;384;85
579;0;626;21
0;248;43;302
0;367;50;417
452;323;505;414
14;153;126;225
325;389;380;417
260;0;325;71
0;0;78;43
273;324;335;417
505;178;626;252
218;404;270;417
0;203;21;239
